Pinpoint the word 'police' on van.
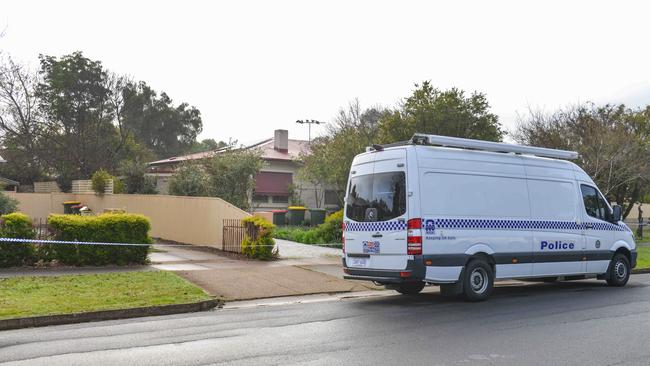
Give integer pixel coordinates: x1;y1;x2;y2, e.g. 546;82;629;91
342;134;635;301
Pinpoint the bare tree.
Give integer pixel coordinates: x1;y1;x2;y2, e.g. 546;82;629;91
515;103;650;218
0;56;46;182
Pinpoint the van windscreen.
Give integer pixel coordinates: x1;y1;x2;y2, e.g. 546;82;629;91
345;171;406;222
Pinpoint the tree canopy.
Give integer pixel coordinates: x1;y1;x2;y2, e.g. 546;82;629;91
515;103;650;218
0;51;210;190
299;83;504;206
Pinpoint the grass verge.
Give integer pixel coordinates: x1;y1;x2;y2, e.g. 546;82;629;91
0;271;211;320
636;246;650;270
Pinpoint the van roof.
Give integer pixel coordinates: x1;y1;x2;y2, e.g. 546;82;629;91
357;143;594;185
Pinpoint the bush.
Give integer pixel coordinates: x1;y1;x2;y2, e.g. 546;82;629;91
0;213;36;267
241;216;278;260
120;161;158;194
168;163;210;197
48;213;152;266
113;177;126;194
0;191;18;215
91;169;113;194
272;210;343;248
314;210;343;243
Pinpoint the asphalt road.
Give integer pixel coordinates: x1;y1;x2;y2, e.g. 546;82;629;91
2;275;650;366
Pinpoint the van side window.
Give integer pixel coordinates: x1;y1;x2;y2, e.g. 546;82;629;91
580;185;611;221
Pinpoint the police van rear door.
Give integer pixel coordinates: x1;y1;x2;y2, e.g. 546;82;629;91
344;148;408;270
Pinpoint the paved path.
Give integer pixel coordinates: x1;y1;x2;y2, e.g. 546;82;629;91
149;243;374;300
2;275;650;365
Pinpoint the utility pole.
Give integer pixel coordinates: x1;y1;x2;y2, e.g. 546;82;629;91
296;119;324;143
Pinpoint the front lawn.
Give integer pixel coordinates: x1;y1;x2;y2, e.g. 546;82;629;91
636;246;650;270
274;226;342;248
0;271;211;320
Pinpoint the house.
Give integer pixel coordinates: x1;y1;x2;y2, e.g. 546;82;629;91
0;154;19;191
147;129;341;212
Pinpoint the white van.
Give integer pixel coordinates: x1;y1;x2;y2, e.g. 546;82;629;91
342;134;636;301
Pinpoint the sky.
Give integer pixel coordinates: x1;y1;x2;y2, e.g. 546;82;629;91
2;0;649;144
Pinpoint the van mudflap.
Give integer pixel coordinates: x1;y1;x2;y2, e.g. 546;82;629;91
342;257;425;284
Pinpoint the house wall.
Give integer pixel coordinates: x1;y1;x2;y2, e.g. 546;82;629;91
251;160;341;212
6;192;250;248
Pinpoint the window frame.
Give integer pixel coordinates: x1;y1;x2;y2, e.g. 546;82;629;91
580;184;613;222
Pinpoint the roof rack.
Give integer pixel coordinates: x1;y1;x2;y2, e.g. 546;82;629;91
411;133;579;160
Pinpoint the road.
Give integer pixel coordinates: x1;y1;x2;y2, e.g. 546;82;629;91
2;275;650;366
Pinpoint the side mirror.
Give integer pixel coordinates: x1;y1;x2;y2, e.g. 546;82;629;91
612;205;622;223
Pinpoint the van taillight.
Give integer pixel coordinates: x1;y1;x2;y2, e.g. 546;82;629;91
407;218;422;255
342;222;346;253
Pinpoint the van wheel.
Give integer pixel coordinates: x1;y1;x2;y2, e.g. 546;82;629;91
396;281;425;295
462;259;494;302
606;253;630;287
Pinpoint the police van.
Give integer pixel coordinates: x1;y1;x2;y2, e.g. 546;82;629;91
342;134;636;301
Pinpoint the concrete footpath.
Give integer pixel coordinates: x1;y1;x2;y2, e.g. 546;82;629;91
150;240;380;301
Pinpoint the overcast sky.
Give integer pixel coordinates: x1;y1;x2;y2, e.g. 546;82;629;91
2;0;649;143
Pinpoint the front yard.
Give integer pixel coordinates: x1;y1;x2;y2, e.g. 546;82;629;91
0;271;211;320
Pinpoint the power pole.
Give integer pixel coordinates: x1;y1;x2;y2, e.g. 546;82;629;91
296;119;324;143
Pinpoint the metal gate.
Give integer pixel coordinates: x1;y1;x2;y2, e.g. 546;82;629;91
222;219;257;253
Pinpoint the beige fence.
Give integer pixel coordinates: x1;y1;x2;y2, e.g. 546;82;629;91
5;192;250;248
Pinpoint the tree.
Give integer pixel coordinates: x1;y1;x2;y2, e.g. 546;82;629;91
0;56;47;183
36;52;128;190
121;81;202;158
189;138;229;153
299;82;503;206
298;99;383;207
204;149;263;210
515;103;650;218
378;81;503;143
119;160;157;194
168;163;211;197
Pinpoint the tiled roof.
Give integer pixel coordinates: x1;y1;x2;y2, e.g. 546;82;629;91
148;138;310;166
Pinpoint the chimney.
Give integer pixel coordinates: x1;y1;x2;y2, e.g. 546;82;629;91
274;129;288;152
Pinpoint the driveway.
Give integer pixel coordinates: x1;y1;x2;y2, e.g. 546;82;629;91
150;243;374;300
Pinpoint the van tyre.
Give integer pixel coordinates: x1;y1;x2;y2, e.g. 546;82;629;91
396;281;425;295
462;259;494;302
606;253;630;287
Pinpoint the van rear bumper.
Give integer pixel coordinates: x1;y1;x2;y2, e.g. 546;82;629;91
342;257;425;284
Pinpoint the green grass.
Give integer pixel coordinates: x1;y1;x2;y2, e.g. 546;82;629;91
0;271;211;320
636;246;650;269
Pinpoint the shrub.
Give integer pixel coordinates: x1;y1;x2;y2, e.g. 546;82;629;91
168;163;211;197
91;169;113;194
120;161;158;194
48;213;152;266
314;210;343;243
0;191;18;215
113;177;126;194
272;210;343;248
0;213;36;267
241;216;278;260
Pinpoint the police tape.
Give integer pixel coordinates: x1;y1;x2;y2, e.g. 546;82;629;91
0;237;343;248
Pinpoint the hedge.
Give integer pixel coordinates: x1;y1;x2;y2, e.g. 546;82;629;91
0;213;37;267
48;214;152;266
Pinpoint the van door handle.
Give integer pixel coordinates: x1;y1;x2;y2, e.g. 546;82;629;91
372;233;383;238
585;223;594;229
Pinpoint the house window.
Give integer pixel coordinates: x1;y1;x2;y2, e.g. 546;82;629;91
324;190;340;205
253;194;270;203
272;195;289;203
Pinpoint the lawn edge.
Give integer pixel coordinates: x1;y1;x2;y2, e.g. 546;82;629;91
0;298;222;331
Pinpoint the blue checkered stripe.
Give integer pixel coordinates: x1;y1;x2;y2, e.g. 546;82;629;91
433;218;628;232
345;220;406;232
